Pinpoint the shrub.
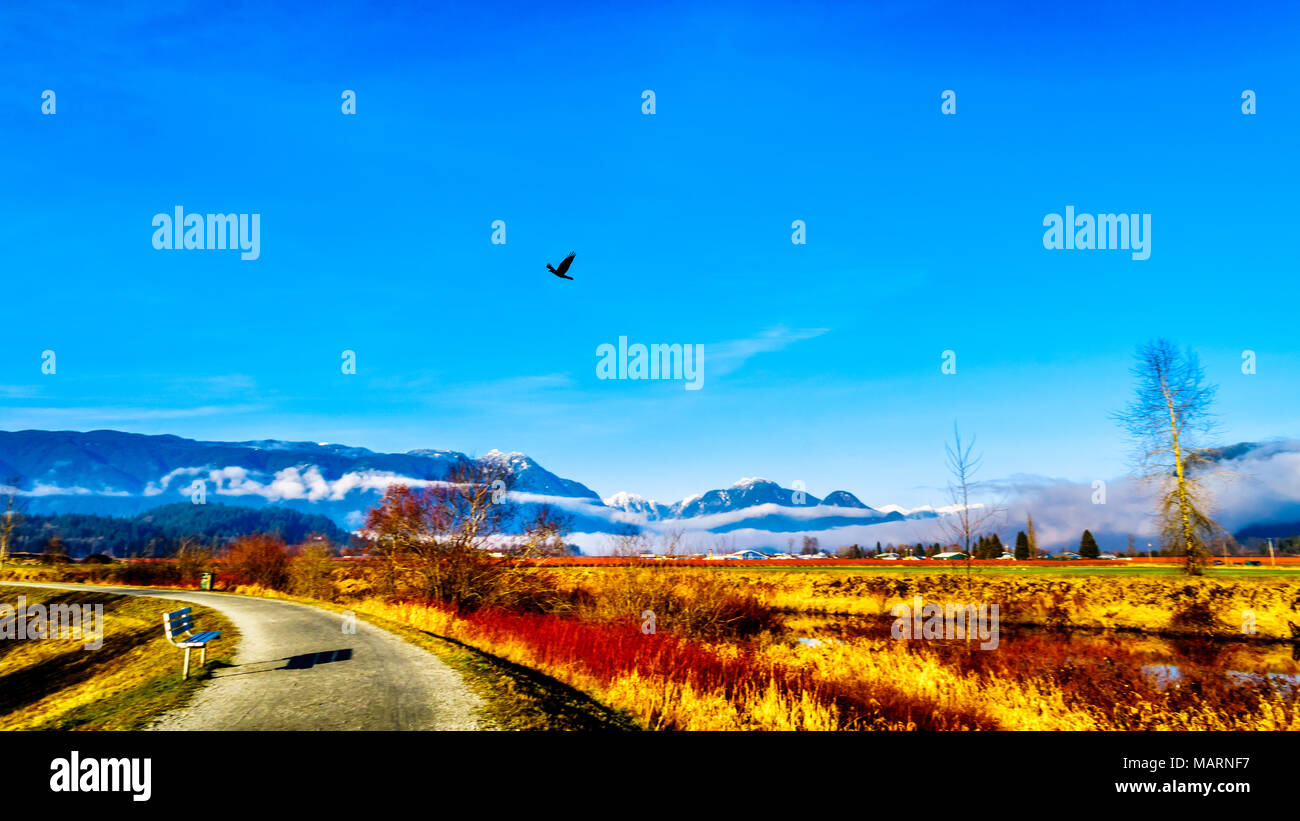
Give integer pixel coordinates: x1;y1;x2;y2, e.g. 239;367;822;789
116;561;183;587
174;540;211;586
290;542;337;600
573;565;782;641
364;469;569;612
223;534;291;590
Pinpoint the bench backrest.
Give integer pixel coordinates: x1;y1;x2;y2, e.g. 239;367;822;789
163;607;194;642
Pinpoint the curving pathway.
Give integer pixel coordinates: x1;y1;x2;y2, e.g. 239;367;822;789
2;582;485;730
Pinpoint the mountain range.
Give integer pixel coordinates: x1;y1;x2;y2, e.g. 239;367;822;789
1;429;1298;554
0;429;933;545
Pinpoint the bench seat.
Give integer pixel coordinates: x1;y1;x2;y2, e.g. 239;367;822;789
175;631;221;648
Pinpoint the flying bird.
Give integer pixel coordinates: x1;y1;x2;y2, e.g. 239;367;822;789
547;251;576;280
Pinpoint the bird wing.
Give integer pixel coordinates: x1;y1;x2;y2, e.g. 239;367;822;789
555;252;576;275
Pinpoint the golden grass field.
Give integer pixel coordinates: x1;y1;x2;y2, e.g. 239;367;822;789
709;567;1300;638
4;560;1297;731
225;561;1300;731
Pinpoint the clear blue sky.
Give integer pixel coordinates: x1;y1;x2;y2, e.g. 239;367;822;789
1;0;1297;507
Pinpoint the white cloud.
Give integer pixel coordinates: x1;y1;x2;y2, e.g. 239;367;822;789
707;326;829;378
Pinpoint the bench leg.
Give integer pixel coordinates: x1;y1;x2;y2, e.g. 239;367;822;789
183;647;191;680
201;645;207;666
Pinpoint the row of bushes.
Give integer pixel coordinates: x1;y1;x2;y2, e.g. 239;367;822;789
0;535;335;600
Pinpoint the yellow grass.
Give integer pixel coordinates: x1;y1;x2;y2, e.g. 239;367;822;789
49;570;1300;732
0;585;236;730
719;569;1298;638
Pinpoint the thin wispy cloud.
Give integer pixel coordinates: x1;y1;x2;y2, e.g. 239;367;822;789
707;327;829;378
0;385;42;399
1;404;267;426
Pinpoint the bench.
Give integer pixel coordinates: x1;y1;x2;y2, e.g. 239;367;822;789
162;607;221;679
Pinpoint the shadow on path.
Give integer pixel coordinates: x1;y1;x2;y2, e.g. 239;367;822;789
211;648;354;677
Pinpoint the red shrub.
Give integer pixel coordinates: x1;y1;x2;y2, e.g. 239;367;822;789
223;534;292;590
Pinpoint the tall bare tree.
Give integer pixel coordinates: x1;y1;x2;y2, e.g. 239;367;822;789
0;478;22;571
941;423;1004;588
1113;339;1222;575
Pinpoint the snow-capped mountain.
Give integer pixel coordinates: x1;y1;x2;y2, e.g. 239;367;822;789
601;491;671;520
0;429;602;527
599;480;913;529
3;430;1296;554
0;430;933;537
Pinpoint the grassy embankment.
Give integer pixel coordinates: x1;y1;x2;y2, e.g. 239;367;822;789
0;584;237;730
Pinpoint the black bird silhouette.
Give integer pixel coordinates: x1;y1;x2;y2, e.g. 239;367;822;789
547;251;576;280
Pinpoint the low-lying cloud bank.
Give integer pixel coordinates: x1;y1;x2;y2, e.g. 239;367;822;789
567;440;1300;554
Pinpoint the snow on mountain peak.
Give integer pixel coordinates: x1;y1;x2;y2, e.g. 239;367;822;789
483;448;528;462
604;491;650;506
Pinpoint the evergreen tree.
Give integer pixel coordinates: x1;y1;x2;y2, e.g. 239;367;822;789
1027;514;1039;558
1079;529;1100;559
972;534;1002;559
1014;531;1030;560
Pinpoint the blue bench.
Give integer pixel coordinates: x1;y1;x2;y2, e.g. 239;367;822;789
162;607;221;679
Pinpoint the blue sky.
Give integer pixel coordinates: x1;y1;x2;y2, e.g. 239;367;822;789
1;0;1297;507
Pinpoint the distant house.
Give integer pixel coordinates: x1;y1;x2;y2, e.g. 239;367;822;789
932;551;969;561
725;549;768;560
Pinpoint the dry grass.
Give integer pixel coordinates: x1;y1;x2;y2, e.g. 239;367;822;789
722;569;1300;638
10;561;1296;731
0;585;236;729
288;594;1298;731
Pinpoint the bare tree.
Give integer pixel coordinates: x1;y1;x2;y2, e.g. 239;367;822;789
941;423;1004;588
1113;339;1223;576
364;460;569;610
0;478;23;571
711;533;736;558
